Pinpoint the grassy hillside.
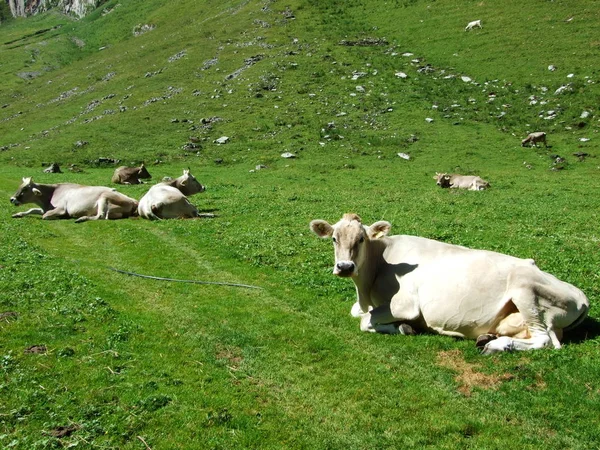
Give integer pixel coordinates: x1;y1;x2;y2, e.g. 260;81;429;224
1;0;600;449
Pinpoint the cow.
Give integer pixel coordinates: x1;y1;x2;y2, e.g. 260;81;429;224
138;169;205;220
465;19;482;31
111;163;152;185
309;213;589;354
434;172;490;191
10;177;138;222
521;132;547;148
43;163;62;173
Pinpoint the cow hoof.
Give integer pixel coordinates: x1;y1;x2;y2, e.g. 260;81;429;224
481;336;514;355
476;333;497;349
398;323;416;335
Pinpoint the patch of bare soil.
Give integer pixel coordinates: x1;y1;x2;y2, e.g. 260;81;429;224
24;345;47;354
437;349;514;396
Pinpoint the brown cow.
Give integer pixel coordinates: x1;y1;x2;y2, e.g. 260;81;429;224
10;177;138;222
111;164;152;184
521;132;547;148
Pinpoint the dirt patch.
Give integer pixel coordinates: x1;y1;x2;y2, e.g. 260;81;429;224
437;349;513;396
215;344;244;370
0;311;18;321
47;424;80;438
24;345;47;354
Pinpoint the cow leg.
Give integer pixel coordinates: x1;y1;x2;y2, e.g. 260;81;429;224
12;207;44;218
481;330;554;355
359;305;415;335
42;208;69;220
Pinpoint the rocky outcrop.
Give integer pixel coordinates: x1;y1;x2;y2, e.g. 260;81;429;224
7;0;99;18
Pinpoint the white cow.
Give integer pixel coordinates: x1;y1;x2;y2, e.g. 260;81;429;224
434;173;490;190
465;20;482;31
138;169;205;220
310;213;589;354
10;177;138;222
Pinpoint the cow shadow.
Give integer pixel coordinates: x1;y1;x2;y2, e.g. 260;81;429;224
562;316;600;344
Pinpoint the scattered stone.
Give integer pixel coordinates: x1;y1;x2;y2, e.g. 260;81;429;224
580;137;590;142
355;85;365;93
548;65;556;71
215;136;229;144
72;37;85;48
339;37;388;47
74;140;88;148
17;72;41;80
554;84;571;95
133;24;156;36
425;117;434;123
397;153;411;160
168;50;187;63
581;111;591;119
395;72;408;79
255;164;267;170
460;76;472;83
281;152;296;159
407;134;419;143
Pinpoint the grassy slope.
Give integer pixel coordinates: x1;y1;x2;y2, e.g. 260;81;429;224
1;0;600;449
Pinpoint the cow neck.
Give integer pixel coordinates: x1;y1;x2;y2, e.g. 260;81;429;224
353;237;381;310
34;183;58;211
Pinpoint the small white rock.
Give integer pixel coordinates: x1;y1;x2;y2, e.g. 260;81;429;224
215;136;229;144
425;117;434;123
397;153;411;160
395;72;408;79
281;152;296;158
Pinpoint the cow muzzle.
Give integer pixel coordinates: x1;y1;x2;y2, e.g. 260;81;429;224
333;261;356;277
10;197;20;206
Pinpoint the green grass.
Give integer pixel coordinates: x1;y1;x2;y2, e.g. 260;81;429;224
1;0;600;448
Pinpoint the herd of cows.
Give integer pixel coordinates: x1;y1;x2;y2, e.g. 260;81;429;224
10;127;590;353
9;165;206;222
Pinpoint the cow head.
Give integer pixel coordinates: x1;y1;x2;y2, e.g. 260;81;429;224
137;163;152;179
433;172;452;188
310;213;391;277
10;177;42;206
176;169;205;196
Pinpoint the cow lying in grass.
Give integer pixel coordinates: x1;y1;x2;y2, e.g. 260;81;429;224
138;169;206;219
434;172;490;190
111;163;152;185
10;177;138;222
310;213;589;354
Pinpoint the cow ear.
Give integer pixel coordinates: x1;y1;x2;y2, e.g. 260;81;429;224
310;220;333;238
367;221;391;239
32;188;42;196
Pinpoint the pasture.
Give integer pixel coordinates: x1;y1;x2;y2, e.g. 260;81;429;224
1;0;600;448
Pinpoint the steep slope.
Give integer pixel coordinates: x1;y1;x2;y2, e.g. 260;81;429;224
0;0;597;168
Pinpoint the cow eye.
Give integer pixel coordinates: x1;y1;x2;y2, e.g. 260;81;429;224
359;236;364;243
332;237;337;244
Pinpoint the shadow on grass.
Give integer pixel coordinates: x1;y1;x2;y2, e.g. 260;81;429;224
563;316;600;344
